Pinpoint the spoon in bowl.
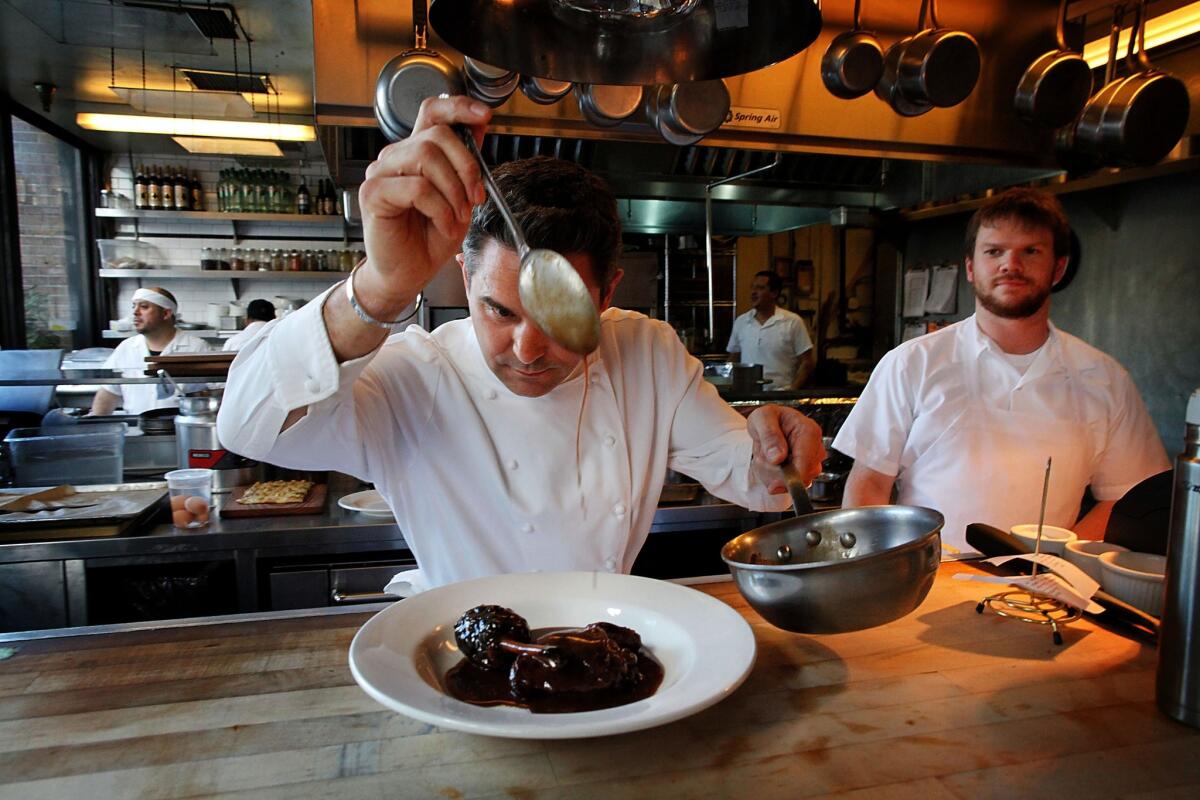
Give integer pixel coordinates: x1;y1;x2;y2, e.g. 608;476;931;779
454;125;601;354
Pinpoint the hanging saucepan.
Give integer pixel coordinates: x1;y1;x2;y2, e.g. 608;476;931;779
897;0;981;108
821;0;884;100
875;0;932;117
1073;3;1137;164
1096;0;1191;166
576;84;644;127
374;0;465;142
1014;0;1093;127
645;80;731;145
519;75;574;105
463;56;519;108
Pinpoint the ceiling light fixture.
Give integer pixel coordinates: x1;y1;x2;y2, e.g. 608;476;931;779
75;113;316;141
1082;2;1200;67
172;137;284;156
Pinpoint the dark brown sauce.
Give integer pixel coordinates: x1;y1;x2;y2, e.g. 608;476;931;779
444;626;664;714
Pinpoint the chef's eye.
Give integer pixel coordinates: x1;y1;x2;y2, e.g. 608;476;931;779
1024;246;1042;255
984;248;1002;256
485;301;514;319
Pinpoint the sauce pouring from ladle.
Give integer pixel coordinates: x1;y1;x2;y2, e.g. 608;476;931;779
452;122;601;355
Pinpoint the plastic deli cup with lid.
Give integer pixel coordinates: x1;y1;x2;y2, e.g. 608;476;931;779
165;468;214;529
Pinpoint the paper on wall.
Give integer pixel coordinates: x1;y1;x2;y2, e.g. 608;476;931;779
902;268;929;317
953;553;1104;613
925;264;959;314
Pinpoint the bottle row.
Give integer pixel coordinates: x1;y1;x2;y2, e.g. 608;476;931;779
198;246;365;273
134;165;205;211
216;170;340;216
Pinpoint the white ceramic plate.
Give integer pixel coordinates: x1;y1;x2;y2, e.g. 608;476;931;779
348;571;756;739
338;489;393;518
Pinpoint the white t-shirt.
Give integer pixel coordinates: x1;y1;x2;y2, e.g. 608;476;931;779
101;330;213;414
833;315;1169;503
726;307;813;389
222;320;268;352
217;288;789;589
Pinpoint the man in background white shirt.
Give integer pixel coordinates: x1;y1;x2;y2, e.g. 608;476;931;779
90;287;211;415
727;271;815;390
834;188;1168;556
217;96;824;591
223;299;276;352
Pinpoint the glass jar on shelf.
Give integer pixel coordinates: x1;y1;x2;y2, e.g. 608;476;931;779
316;249;330;273
271;248;286;271
287;250;302;272
199;246;218;271
230;246;246;272
301;249;316;272
217;247;231;271
338;249;355;272
252;248;269;271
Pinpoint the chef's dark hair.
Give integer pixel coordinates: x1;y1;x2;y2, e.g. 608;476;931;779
246;299;276;322
964;188;1070;260
755;270;783;294
462;156;621;287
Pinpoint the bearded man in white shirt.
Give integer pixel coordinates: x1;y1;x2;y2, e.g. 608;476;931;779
90;287;212;415
727;270;815;390
833;188;1168;557
217;95;824;591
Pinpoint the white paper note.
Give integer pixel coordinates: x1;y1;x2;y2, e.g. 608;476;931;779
903;268;929;317
953;553;1104;613
925;264;959;314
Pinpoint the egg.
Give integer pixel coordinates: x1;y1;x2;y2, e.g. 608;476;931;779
172;509;195;528
184;496;208;515
193;507;210;524
171;494;188;511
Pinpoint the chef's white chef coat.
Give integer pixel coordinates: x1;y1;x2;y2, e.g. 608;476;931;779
218;286;789;589
833;315;1169;554
101;331;213;414
726;307;813;389
222;320;267;352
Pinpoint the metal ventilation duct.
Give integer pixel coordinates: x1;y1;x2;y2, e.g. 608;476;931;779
182;69;269;94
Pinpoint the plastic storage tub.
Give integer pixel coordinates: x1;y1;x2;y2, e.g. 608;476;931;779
3;424;125;487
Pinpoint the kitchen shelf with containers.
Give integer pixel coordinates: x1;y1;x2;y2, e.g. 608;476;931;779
95;189;365;339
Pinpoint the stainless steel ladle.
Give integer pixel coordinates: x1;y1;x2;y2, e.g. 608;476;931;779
456;126;601;354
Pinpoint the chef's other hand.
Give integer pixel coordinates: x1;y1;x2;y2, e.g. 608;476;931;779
356;95;491;314
747;405;826;495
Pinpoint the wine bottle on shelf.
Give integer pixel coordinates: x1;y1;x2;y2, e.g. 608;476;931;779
147;166;162;210
134;165;148;210
173;169;189;210
161;167;175;210
190;170;205;211
297;179;310;215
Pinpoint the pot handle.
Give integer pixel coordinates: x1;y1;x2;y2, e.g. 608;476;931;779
780;461;815;516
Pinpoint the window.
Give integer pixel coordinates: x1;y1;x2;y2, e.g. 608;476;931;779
0;105;96;351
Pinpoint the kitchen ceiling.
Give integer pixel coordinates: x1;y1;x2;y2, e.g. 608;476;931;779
2;0;1197;229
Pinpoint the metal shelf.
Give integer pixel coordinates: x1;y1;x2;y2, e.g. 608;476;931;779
96;208;355;225
99;268;346;280
102;329;234;339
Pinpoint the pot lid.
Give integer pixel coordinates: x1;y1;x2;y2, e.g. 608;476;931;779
428;0;823;85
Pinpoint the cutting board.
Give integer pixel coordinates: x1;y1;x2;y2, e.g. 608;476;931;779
219;484;328;518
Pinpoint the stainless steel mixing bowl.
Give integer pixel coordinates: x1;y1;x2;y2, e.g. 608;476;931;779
721;505;944;634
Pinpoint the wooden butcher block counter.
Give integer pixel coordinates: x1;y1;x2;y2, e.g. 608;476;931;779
0;563;1197;799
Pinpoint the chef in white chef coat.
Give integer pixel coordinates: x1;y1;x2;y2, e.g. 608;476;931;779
90;287;212;415
834;188;1169;557
217;96;824;591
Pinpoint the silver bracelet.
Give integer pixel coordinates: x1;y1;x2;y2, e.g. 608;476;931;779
344;261;422;330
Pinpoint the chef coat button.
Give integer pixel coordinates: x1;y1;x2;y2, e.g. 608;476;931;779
305;379;320;394
604;434;616;447
604;557;617;570
590;373;601;384
613;502;626;516
507;459;519;471
521;523;535;534
485;388;497;400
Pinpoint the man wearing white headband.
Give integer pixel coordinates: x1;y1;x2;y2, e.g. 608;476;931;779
90;286;212;415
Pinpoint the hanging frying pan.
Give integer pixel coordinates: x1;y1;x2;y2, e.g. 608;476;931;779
1014;0;1093;127
1096;0;1191;166
875;0;933;117
821;0;885;100
576;84;644;127
896;0;981;108
374;0;465;142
